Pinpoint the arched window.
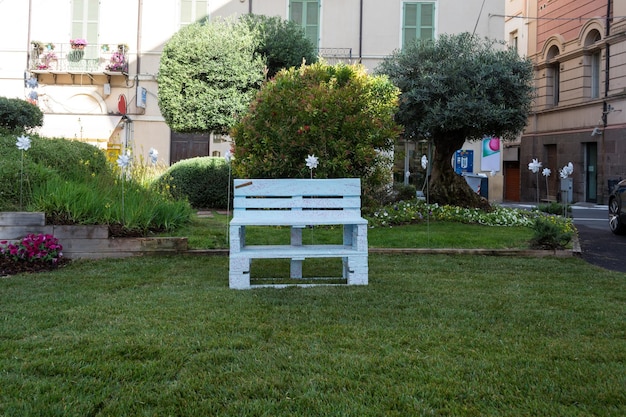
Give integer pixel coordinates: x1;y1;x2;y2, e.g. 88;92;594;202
584;30;602;99
546;45;560;106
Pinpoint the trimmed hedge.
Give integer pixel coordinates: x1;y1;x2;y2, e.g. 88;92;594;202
156;157;230;209
0;97;43;132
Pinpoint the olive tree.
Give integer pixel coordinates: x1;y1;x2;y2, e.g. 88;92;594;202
157;19;265;134
231;62;401;205
377;33;534;209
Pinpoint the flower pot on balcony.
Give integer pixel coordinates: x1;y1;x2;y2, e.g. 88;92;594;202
67;50;84;62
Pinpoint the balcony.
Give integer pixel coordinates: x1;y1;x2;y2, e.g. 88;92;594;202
29;43;129;76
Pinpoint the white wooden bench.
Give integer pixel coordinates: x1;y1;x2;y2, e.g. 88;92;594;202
229;178;368;289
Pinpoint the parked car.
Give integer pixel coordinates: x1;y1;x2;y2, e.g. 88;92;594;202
609;179;626;235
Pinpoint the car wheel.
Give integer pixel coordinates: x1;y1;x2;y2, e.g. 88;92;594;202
609;198;626;235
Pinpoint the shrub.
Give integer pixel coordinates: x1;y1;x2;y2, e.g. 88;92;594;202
156;157;230;209
231;62;401;205
393;183;417;202
529;217;573;250
0;97;43;132
240;14;318;78
537;202;571;216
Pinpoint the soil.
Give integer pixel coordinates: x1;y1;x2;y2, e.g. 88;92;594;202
0;257;71;277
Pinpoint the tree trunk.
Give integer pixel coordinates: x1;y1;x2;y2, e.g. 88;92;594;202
428;136;491;210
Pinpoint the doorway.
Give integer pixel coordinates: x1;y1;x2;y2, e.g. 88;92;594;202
585;142;597;203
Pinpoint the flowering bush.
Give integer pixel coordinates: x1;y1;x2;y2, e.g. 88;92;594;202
0;234;63;264
366;200;575;235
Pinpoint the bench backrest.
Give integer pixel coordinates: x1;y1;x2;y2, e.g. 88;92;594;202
231;178;364;225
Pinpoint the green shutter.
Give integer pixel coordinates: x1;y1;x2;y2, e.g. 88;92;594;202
289;0;319;47
403;2;435;48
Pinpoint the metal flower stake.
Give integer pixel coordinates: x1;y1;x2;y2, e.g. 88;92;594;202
305;154;319;178
528;158;542;204
224;149;233;244
542;167;551;200
16;135;31;209
148;147;159;165
117;151;131;224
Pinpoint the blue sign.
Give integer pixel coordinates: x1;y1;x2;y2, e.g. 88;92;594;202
454;150;473;174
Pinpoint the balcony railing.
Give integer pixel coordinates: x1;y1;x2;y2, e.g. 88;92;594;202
318;48;353;64
30;43;129;74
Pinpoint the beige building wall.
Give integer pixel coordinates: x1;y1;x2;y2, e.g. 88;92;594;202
1;0;507;197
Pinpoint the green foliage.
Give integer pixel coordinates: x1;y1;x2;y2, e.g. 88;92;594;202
537;201;571;215
240;14;318;78
0;130;192;234
529;217;573;250
156;157;230;209
231;62;401;205
29;176;192;235
377;33;534;142
393;182;417;202
0;97;43;132
157;18;265;134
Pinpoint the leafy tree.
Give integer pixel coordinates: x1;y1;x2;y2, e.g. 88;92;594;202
377;33;534;209
157;19;265;134
240;14;318;78
0;97;43;132
231;62;401;205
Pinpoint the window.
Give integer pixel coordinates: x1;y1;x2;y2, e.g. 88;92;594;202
402;2;435;47
180;0;208;26
510;31;518;52
550;63;560;105
591;51;601;99
289;0;320;47
71;0;99;46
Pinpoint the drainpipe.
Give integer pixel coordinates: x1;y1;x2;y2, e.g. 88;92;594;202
136;0;143;75
249;0;252;14
358;0;363;63
25;0;33;77
600;0;612;203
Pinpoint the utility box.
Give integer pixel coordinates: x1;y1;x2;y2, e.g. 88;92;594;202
560;178;573;203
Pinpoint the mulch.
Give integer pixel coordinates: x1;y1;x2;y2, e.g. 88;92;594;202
0;257;71;277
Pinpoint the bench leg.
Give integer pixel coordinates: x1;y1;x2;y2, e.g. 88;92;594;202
290;226;304;279
229;256;251;289
345;255;368;285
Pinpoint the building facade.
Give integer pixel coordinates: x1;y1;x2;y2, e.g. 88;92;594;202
0;0;506;198
519;0;626;204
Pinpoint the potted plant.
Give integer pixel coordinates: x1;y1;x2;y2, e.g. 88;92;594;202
45;42;55;51
70;38;87;50
31;41;44;55
117;43;129;53
106;51;128;72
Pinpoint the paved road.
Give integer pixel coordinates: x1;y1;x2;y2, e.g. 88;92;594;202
570;204;626;273
504;202;626;273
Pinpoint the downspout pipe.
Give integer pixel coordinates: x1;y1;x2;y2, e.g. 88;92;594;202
136;0;143;75
602;0;611;126
25;0;33;81
249;0;252;14
358;0;363;63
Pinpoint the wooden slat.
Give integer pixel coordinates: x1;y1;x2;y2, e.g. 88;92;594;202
233;178;362;197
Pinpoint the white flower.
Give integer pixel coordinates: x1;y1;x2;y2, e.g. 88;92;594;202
542;168;551;177
16;135;31;151
305;154;319;170
224;149;232;163
528;158;542;174
421;155;428;170
148;147;158;164
559;162;574;179
117;153;130;169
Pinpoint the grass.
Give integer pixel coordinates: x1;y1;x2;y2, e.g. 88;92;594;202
0;254;624;416
163;212;535;250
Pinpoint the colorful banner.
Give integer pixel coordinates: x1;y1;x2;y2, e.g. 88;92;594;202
481;137;501;172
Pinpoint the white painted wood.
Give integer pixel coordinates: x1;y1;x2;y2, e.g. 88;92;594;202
228;179;369;289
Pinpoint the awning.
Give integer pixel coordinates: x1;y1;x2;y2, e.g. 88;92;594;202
39;114;124;143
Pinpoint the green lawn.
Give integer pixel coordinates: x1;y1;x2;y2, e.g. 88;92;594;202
165;212;535;250
1;253;624;416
